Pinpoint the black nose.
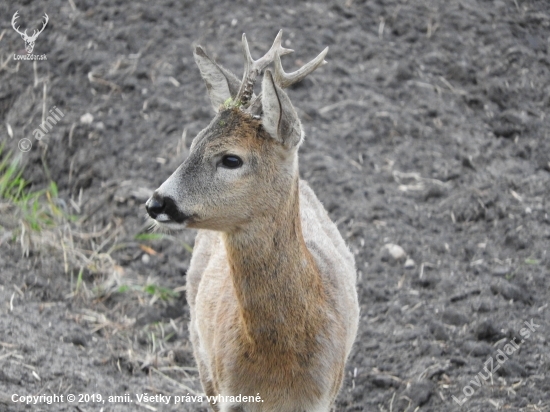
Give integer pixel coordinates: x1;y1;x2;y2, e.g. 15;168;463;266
146;194;165;218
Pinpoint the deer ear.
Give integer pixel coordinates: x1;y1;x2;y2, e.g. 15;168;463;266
261;69;302;148
194;46;241;113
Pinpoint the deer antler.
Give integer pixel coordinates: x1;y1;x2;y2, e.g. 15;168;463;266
11;11;48;40
246;42;328;114
273;46;328;88
28;13;49;41
235;30;293;107
11;11;27;37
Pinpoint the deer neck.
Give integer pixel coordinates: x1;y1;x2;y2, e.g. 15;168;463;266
223;175;326;349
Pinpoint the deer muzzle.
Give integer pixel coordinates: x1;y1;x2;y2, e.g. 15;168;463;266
146;192;189;224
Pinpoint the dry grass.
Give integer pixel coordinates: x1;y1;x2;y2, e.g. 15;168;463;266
0;146;199;393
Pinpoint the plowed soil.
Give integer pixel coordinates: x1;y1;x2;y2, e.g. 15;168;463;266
1;0;549;411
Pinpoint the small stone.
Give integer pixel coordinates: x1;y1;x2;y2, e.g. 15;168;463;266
80;113;94;124
383;243;406;261
141;254;150;264
492;266;510;277
404;258;415;269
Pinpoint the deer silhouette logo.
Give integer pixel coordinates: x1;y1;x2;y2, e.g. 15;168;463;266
12;11;49;54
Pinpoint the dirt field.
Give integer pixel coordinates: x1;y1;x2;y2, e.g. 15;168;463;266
1;0;549;411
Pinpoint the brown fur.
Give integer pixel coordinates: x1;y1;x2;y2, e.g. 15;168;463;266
178;109;359;411
146;33;359;410
147;39;359;412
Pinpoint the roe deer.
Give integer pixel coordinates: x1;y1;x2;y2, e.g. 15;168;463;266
146;30;359;412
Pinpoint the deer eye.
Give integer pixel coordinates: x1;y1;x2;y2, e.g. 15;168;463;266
220;155;243;169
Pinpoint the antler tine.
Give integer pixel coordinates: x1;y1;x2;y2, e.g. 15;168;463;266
11;11;26;36
236;30;293;106
273;46;329;89
242;30;293;76
29;13;48;40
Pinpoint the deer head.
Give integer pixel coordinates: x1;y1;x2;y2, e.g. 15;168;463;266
146;31;327;232
12;11;49;54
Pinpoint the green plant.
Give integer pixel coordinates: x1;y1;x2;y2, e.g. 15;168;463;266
0;146;65;234
222;97;242;110
143;283;179;301
0;147;27;201
75;267;84;293
524;257;539;265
